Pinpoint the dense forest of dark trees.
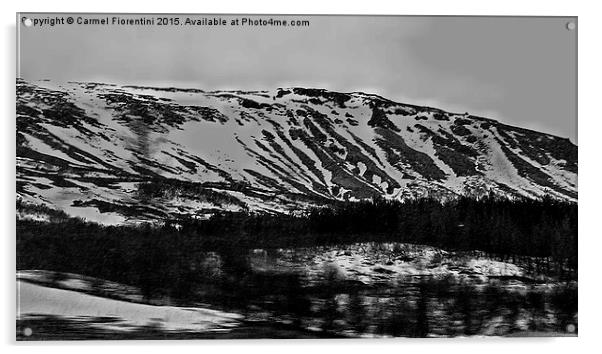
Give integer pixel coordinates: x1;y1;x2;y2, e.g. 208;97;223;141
175;194;577;268
17;195;577;295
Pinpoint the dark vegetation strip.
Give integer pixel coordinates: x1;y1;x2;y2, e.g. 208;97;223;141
17;195;577;297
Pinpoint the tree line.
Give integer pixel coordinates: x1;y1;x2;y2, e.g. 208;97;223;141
17;194;577;300
176;194;577;269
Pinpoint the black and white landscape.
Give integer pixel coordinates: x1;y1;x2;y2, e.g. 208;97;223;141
16;78;577;339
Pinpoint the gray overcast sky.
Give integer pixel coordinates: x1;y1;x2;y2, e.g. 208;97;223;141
18;14;577;142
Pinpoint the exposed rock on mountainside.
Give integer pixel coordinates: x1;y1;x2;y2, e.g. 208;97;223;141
16;79;577;223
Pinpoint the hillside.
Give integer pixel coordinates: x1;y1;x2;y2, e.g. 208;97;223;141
16;79;577;223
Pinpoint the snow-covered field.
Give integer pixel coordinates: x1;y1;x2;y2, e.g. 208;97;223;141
250;242;543;286
17;280;242;334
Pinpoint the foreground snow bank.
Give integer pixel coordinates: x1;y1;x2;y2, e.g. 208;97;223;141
17;280;242;333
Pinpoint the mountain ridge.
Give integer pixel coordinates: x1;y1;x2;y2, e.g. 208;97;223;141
16;79;577;224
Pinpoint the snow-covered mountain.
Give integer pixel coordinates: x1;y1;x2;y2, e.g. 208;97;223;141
16;79;577;224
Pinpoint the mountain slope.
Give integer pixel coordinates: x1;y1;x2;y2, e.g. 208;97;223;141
16;79;577;223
